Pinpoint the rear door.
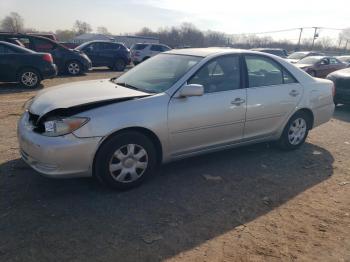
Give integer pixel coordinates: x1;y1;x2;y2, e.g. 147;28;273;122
168;55;247;156
82;43;100;66
243;55;302;139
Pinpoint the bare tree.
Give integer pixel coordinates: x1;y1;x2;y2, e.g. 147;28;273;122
1;12;24;32
56;29;76;41
73;20;92;35
97;26;111;35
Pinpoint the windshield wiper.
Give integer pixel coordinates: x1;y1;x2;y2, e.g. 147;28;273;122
115;82;140;90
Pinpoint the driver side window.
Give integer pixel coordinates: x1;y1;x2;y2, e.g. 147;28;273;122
188;56;240;93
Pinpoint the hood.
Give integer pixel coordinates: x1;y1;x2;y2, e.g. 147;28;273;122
327;68;350;79
295;63;312;69
29;79;150;117
286;58;299;64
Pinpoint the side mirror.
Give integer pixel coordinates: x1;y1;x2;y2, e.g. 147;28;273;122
179;84;204;97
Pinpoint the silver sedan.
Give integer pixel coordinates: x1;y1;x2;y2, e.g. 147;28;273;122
18;48;335;189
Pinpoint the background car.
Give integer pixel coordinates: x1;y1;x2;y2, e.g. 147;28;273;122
0;41;57;88
327;68;350;105
251;48;288;58
286;51;324;63
337;56;350;66
0;33;92;75
75;41;130;71
295;56;347;77
130;43;171;65
18;48;334;189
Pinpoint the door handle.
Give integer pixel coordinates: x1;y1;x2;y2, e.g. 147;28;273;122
231;98;245;105
289;90;299;97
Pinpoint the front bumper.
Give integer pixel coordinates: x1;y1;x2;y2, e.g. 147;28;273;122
17;112;102;178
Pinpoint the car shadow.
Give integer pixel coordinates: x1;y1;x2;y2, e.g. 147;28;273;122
0;142;334;261
333;104;350;123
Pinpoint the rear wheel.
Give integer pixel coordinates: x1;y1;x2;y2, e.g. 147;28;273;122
277;112;311;150
113;59;126;71
94;132;157;190
18;69;41;88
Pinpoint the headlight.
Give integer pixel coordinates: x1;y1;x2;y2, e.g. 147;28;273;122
43;117;89;137
23;97;34;111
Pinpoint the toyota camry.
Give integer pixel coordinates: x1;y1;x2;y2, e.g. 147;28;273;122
18;48;335;189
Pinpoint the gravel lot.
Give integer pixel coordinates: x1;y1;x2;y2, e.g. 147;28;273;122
0;70;350;262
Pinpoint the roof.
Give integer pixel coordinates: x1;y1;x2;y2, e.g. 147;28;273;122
166;48;249;57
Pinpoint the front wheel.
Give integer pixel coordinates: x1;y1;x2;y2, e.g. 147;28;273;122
277;112;311;150
66;61;82;76
18;69;41;88
94;132;157;190
113;59;126;71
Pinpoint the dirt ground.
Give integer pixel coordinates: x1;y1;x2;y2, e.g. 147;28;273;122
0;69;350;262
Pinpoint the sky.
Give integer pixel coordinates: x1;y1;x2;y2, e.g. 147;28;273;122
1;0;349;42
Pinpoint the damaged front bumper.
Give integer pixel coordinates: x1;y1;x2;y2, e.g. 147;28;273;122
17;111;102;178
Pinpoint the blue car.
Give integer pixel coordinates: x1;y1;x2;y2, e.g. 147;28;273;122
76;41;131;71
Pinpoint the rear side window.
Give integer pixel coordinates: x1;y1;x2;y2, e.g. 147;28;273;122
31;38;56;52
329;58;339;64
134;44;147;50
0;45;17;54
188;56;241;93
245;55;284;87
150;45;163;51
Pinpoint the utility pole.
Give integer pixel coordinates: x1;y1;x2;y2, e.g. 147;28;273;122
296;28;303;51
345;40;349;52
311;27;318;50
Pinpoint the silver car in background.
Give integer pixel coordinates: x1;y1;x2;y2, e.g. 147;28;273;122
18;48;335;189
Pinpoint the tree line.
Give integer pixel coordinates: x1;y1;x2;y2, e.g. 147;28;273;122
1;12;349;53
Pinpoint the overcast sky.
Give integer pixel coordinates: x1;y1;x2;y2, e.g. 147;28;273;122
1;0;349;40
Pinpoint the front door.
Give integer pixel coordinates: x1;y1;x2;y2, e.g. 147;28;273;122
243;55;302;139
168;55;247;156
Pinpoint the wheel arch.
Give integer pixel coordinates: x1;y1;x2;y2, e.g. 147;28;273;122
294;108;315;129
16;66;42;81
92;126;163;174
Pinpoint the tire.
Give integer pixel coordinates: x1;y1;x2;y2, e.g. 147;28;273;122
113;59;126;71
94;131;157;190
277;111;311;150
66;60;82;76
18;68;41;88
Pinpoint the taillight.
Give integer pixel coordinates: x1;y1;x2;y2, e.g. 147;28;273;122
42;53;53;63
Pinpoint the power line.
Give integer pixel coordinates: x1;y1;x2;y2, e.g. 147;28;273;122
235;27;345;35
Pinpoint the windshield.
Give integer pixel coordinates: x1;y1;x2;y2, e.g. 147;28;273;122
75;42;90;51
297;56;321;64
114;54;202;93
338;56;350;62
287;52;307;59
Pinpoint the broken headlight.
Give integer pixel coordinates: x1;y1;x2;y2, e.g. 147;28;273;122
43;117;89;137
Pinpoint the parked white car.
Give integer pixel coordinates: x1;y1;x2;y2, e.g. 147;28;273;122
130;43;171;65
18;48;335;190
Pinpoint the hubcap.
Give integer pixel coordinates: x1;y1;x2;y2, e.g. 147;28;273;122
288;118;307;145
21;72;38;87
68;62;80;75
109;144;148;183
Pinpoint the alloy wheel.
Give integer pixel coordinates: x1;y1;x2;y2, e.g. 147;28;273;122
68;62;80;75
21;72;38;87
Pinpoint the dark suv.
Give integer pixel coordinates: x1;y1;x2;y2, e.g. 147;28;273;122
0;33;92;75
75;41;131;71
